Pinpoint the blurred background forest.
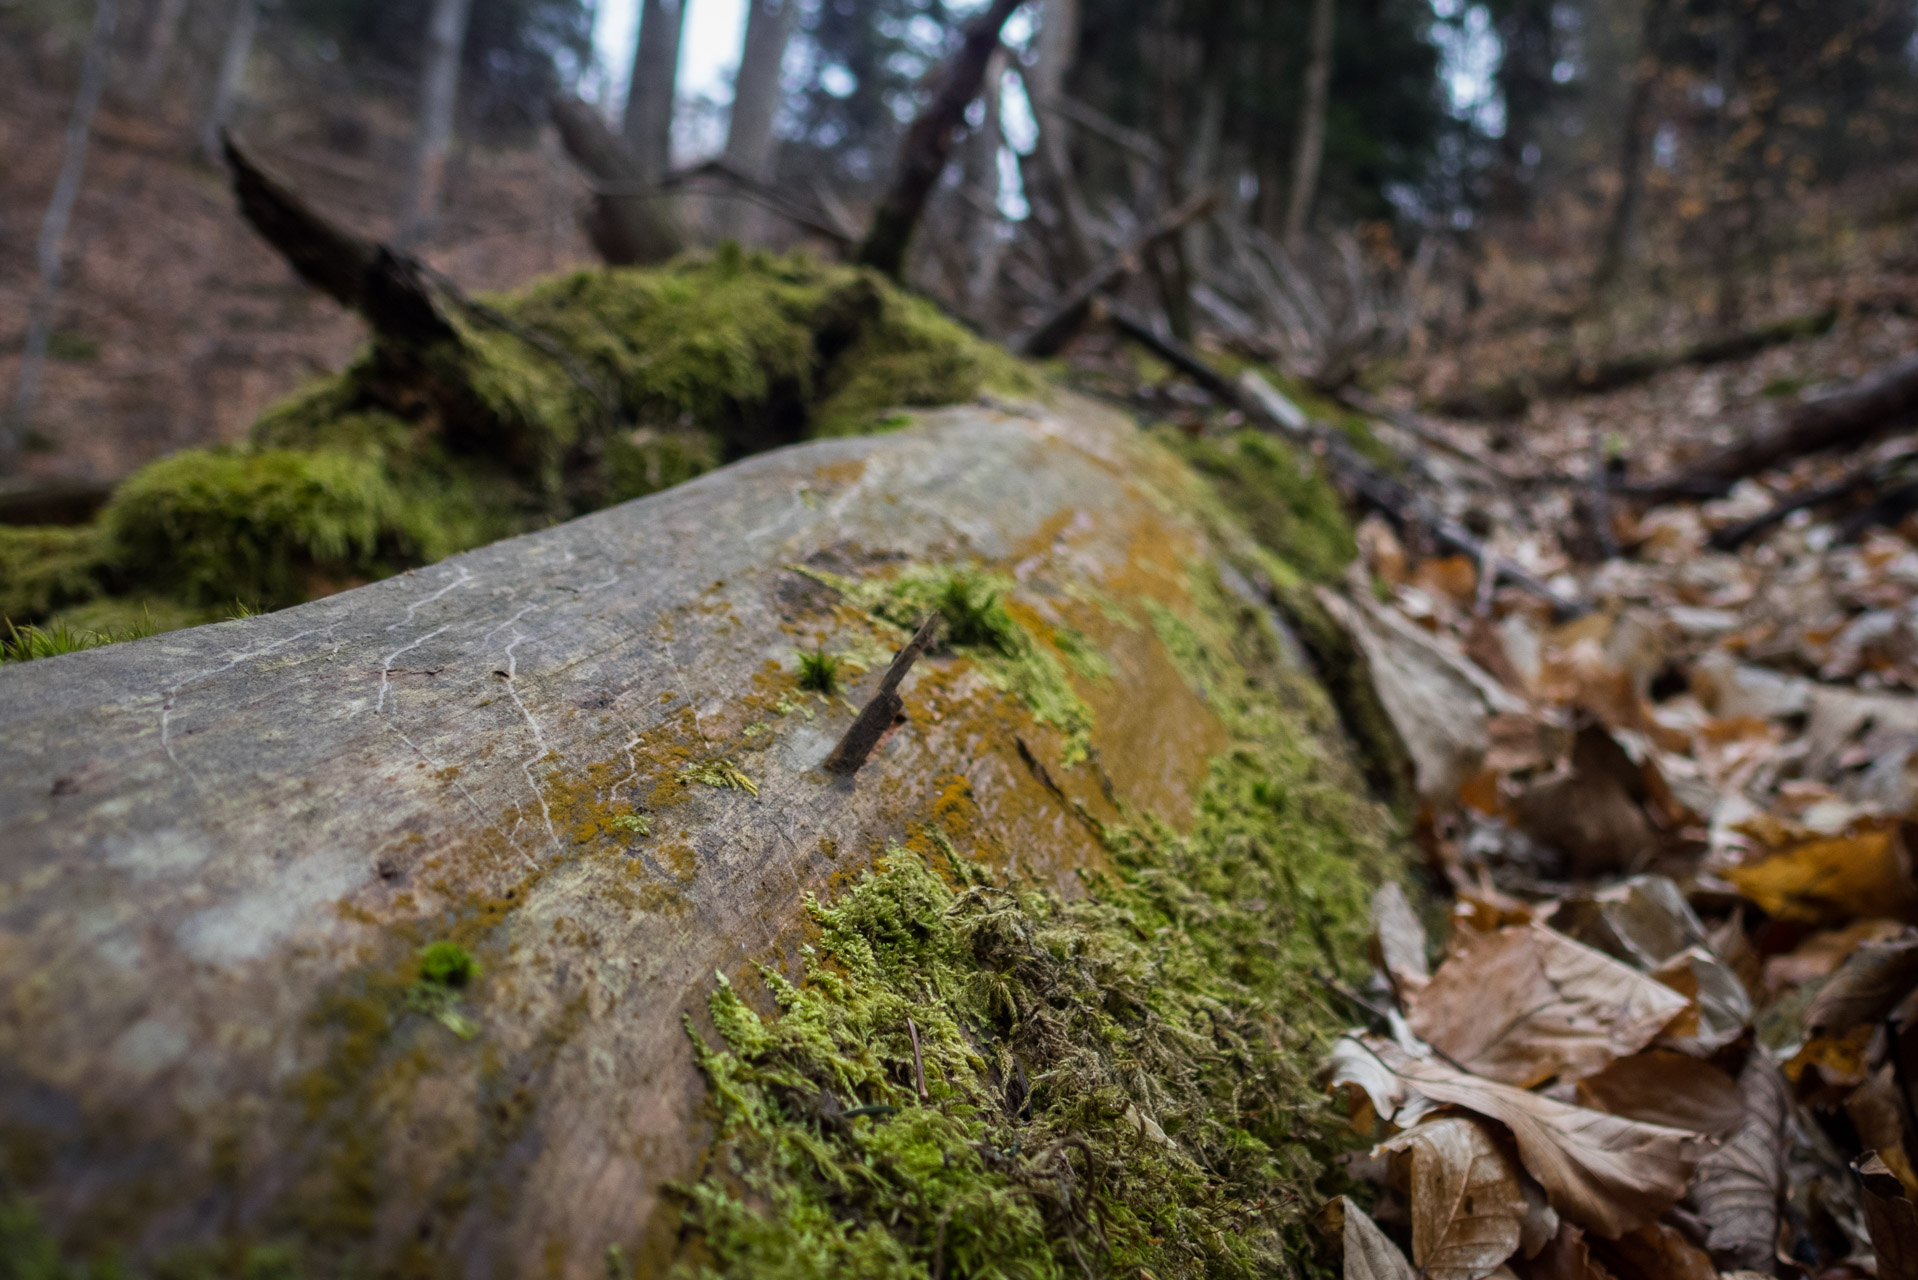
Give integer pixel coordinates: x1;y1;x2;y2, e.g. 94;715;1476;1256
4;0;1916;490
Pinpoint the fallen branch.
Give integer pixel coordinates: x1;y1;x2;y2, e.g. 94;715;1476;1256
1641;349;1918;501
658;159;856;249
1334;388;1520;485
825;614;939;775
1013;187;1220;359
549;95;685;267
1104;301;1582;617
856;0;1024;279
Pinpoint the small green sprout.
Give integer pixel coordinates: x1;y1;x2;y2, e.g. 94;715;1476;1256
2;607;157;663
683;759;759;797
796;646;842;695
610;813;653;837
418;941;478;989
935;571;1017;653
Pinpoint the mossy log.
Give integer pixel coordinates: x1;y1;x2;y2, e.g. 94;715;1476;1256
0;396;1398;1278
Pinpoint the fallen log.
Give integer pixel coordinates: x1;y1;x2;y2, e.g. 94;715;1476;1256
0;394;1398;1277
1641;349;1918;500
1012;187;1220;359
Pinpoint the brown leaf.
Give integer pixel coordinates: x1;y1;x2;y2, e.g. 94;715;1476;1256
1383;1116;1527;1280
1515;722;1663;878
1803;929;1918;1036
1360;1038;1709;1238
1373;881;1431;1000
1760;918;1908;999
1318;1194;1417;1280
1588;1223;1716;1280
1725;821;1918;926
1406;924;1693;1088
1844;1067;1918;1198
1574;1049;1745;1139
1511;1221;1614;1280
1856;1152;1918;1280
1687;1050;1789;1272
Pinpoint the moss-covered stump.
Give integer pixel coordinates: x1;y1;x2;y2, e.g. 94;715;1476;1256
0;249;1038;630
0;395;1397;1278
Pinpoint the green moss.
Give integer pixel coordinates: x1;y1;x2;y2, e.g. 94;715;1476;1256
1159;429;1355;585
796;647;843;695
0;524;110;624
417;942;478;989
678;559;1392;1279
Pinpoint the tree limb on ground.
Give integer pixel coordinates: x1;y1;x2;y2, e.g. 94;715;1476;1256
1639;349;1918;500
856;0;1024;279
1104;300;1583;617
1012;187;1221;358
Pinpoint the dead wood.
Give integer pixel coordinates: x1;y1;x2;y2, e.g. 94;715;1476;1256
1643;349;1918;500
856;0;1024;279
1012;187;1220;358
660;158;856;249
548;94;686;266
825;614;939;775
1707;447;1918;551
1104;300;1582;617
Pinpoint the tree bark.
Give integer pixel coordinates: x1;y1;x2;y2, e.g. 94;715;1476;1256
395;0;475;245
1591;0;1671;292
3;0;118;475
550;95;687;266
199;0;259;162
623;0;688;184
855;0;1024;280
1283;0;1335;250
0;395;1281;1277
130;0;189;103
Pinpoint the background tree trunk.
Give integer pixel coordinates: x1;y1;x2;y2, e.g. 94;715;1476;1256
962;48;1008;317
550;94;686;265
199;0;258;162
718;0;802;241
396;0;475;244
1027;0;1096;280
1283;0;1335;249
1591;0;1672;292
130;0;188;103
3;0;118;475
623;0;687;184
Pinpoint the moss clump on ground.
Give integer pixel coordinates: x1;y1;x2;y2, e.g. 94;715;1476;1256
681;555;1394;1279
0;251;1042;647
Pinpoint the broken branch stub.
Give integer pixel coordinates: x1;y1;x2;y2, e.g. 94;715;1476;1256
825;613;939;775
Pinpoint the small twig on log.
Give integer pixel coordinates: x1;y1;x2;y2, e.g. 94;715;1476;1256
824;614;939;776
906;1016;929;1102
1012;187;1220;359
1102;299;1584;618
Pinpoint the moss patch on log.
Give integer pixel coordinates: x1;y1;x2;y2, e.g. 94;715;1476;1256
677;550;1394;1278
0;251;1041;637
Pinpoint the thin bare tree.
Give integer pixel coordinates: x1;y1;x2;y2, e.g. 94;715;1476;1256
1283;0;1335;249
130;0;189;103
396;0;476;244
200;0;259;162
962;47;1008;315
4;0;119;474
1591;0;1673;292
624;0;688;184
1026;0;1096;278
718;0;803;240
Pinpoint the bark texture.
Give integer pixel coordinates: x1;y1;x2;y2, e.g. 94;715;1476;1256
0;395;1292;1277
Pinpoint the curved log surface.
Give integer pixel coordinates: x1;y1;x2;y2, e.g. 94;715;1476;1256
0;395;1267;1276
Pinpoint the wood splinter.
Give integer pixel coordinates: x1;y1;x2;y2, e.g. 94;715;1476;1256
823;614;940;775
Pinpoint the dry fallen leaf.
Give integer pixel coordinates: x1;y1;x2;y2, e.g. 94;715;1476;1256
1406;924;1693;1088
1647;946;1753;1054
1318;1193;1418;1280
1686;1050;1789;1272
1855;1152;1918;1280
1382;1116;1527;1280
1573;1049;1745;1139
1803;929;1918;1036
1357;1037;1708;1238
1845;1066;1918;1198
1373;881;1432;1000
1511;1221;1613;1280
1760;917;1909;997
1514;722;1663;878
1725;820;1918;926
1589;1223;1716;1280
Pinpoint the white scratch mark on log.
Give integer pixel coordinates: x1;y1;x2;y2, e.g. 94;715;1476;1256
502;630;562;855
386;565;474;633
375;626;449;714
159;629;321;771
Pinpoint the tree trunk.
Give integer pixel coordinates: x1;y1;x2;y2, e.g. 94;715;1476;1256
3;0;118;475
1027;0;1096;280
198;0;258;162
1591;0;1671;292
962;48;1007;317
1283;0;1335;250
623;0;687;184
0;392;1356;1277
717;0;802;242
395;0;475;245
855;0;1024;280
549;95;686;266
130;0;189;104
